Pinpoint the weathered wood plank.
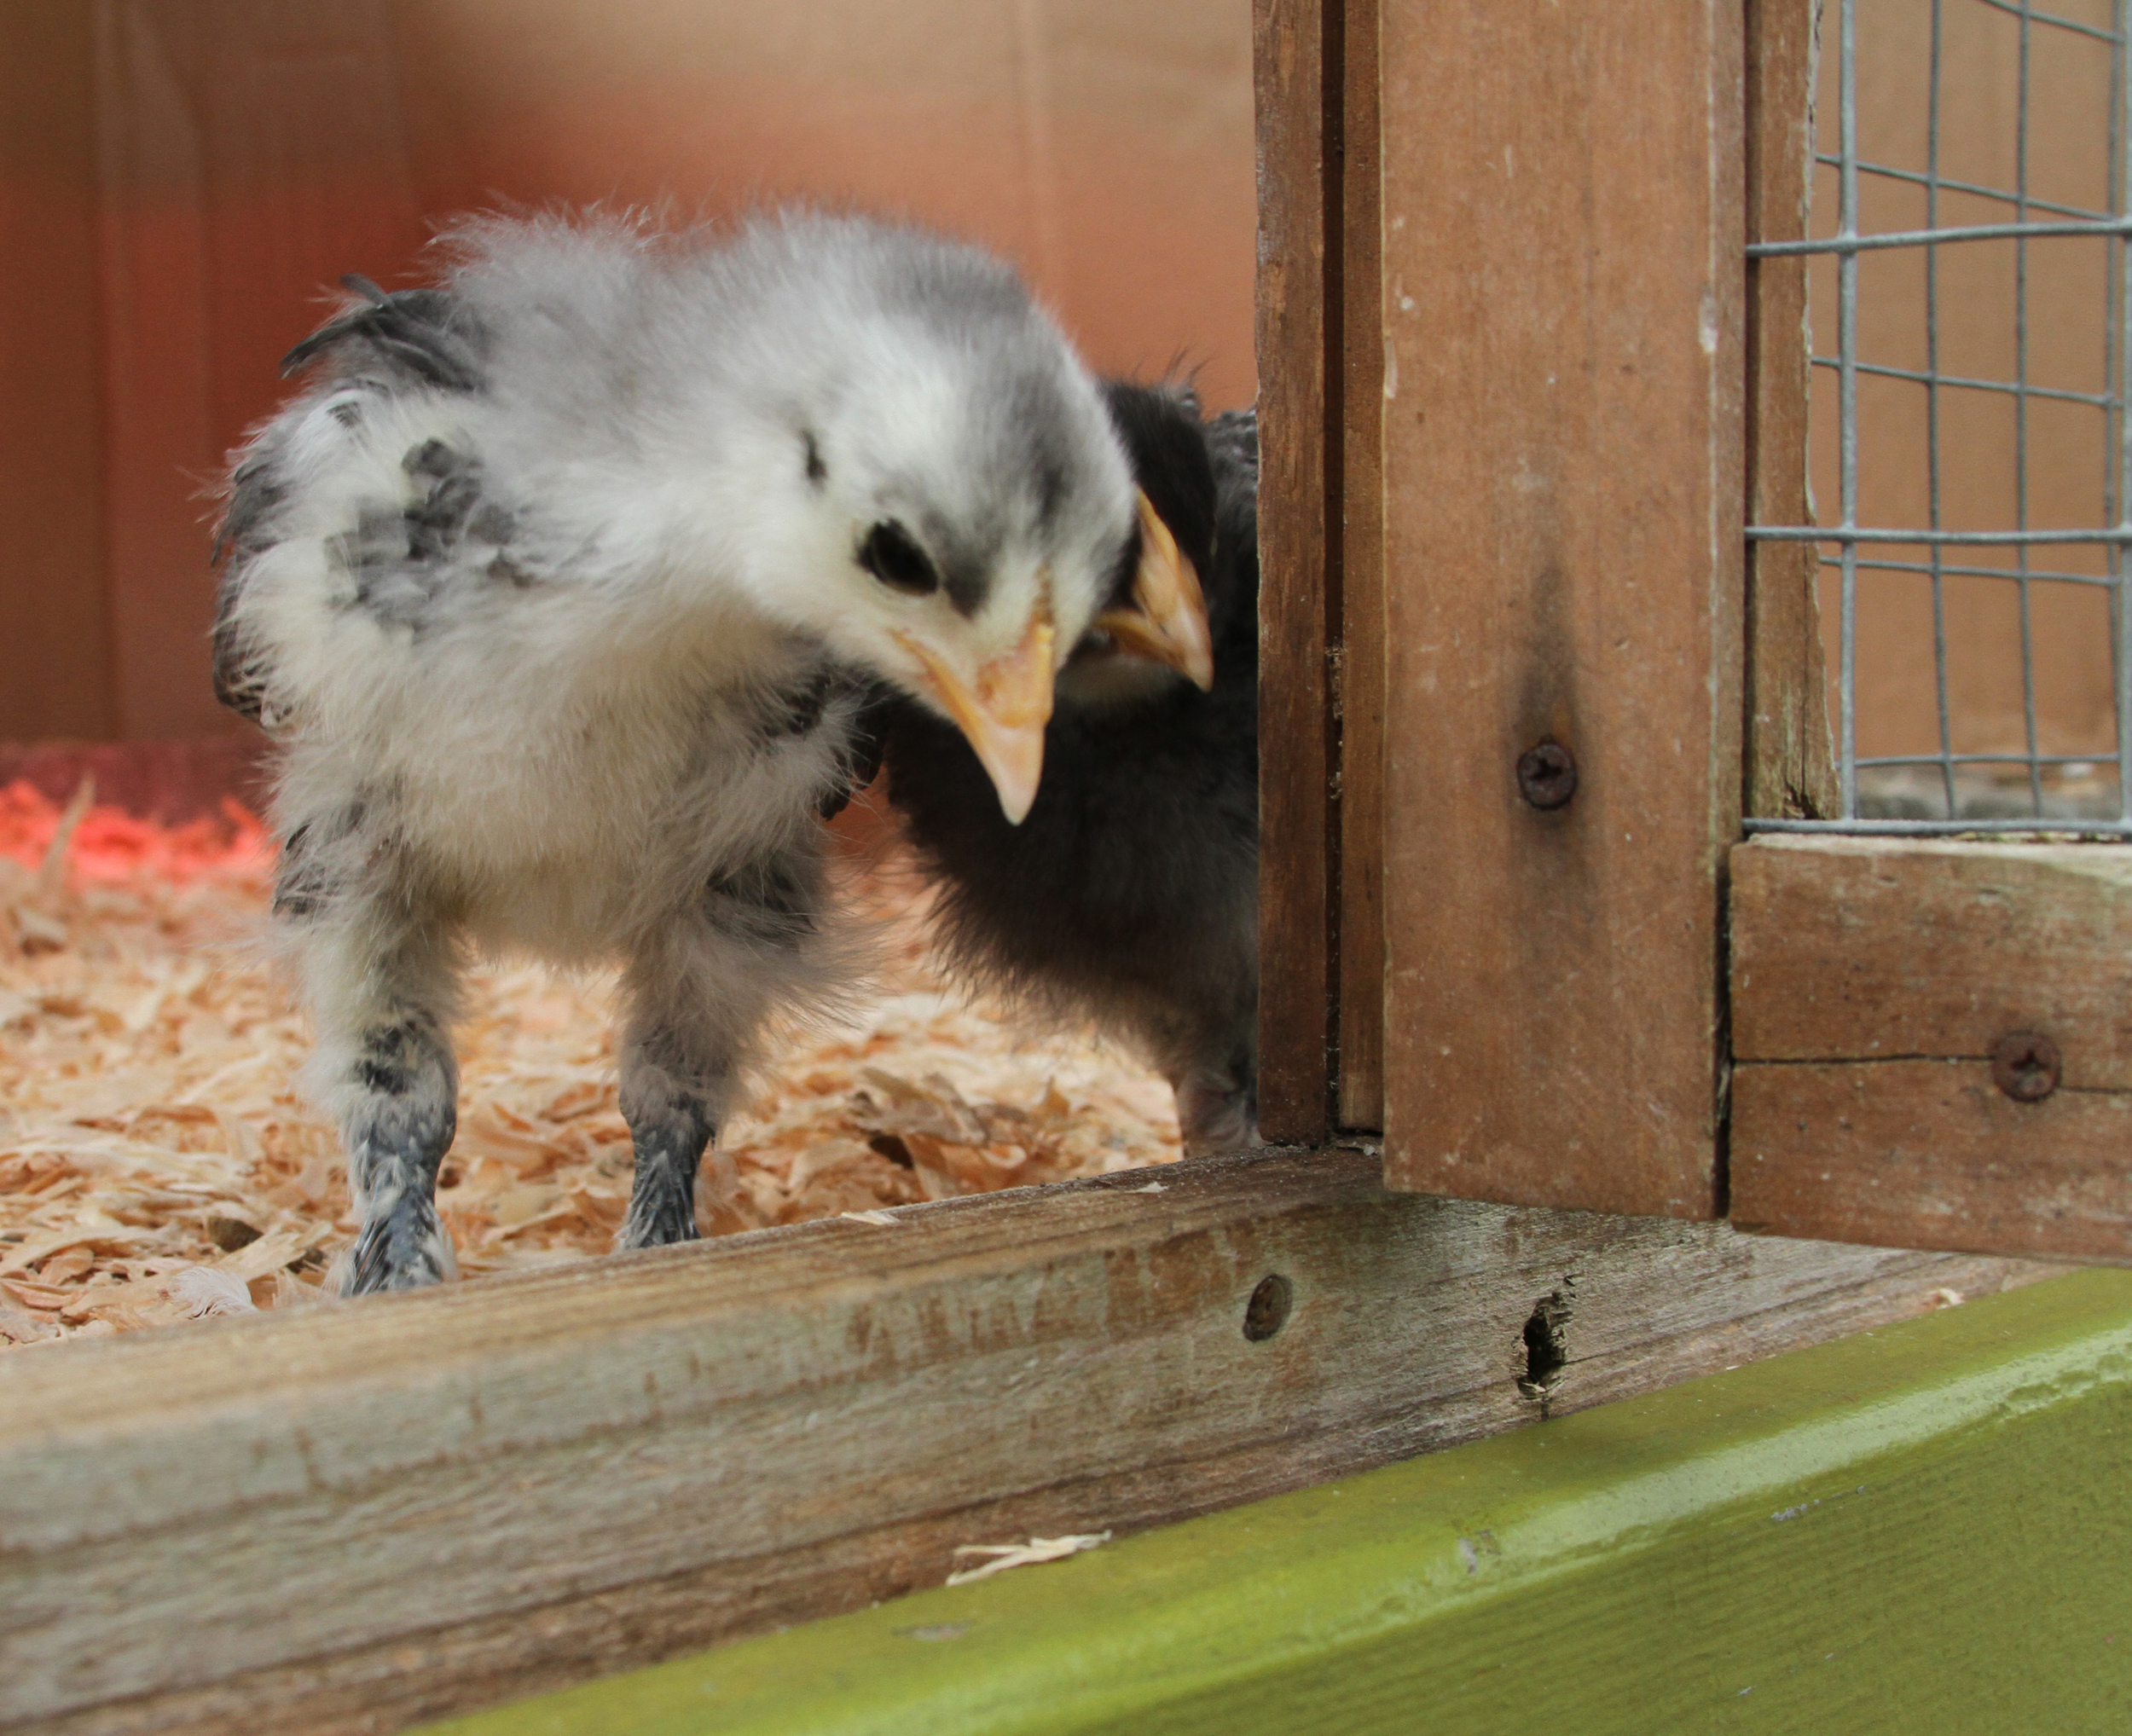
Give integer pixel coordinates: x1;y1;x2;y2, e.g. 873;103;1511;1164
1254;0;1338;1144
1335;0;1385;1133
2;1149;2053;1736
1729;837;2132;1261
1744;0;1839;820
1376;1;1747;1215
1732;836;2132;1087
425;1270;2132;1736
1733;1062;2132;1263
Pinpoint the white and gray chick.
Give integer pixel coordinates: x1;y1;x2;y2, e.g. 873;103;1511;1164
212;211;1143;1292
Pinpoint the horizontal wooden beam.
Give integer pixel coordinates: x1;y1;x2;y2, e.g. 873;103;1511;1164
422;1270;2132;1736
0;734;266;824
0;1148;2052;1735
1734;1061;2132;1261
1732;835;2132;1082
1731;836;2132;1261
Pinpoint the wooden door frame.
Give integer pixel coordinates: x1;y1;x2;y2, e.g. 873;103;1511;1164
1263;0;2132;1265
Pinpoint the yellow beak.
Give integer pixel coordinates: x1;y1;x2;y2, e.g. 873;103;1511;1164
1092;489;1215;691
894;595;1057;825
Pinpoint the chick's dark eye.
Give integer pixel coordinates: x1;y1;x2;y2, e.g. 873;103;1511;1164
857;520;940;596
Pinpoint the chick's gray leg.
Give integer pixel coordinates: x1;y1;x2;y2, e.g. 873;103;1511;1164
616;1029;720;1251
295;906;462;1295
343;1011;460;1292
616;849;825;1251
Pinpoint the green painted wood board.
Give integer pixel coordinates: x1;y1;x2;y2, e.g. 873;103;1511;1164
426;1270;2132;1736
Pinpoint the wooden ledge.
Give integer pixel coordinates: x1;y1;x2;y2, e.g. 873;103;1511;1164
3;1147;2057;1734
428;1268;2132;1736
1730;835;2132;1261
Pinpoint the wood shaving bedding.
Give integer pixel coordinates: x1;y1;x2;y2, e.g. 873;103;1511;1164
0;779;1179;1349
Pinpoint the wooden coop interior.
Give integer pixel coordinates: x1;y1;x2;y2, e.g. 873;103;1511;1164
0;0;1266;1289
3;2;2131;1733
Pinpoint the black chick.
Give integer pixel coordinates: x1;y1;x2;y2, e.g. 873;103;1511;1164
876;381;1260;1154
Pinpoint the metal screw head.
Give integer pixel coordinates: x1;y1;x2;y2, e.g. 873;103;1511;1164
1992;1032;2061;1103
1516;741;1579;811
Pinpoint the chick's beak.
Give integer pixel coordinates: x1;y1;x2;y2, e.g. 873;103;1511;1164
1093;489;1215;691
893;594;1057;825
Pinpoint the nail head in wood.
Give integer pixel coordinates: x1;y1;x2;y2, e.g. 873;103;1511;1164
1992;1032;2061;1103
1515;741;1578;811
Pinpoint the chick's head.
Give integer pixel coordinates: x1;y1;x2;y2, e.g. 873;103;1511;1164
705;229;1134;823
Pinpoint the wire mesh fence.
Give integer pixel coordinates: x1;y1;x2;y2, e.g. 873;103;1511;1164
1747;0;2132;834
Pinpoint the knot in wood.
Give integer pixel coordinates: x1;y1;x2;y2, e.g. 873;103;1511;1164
1991;1032;2061;1103
1516;740;1578;811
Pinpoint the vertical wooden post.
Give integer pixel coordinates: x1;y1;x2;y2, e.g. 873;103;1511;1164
1254;0;1340;1145
1255;0;1385;1143
0;1;117;743
1745;0;1839;819
1376;2;1747;1218
1335;0;1386;1133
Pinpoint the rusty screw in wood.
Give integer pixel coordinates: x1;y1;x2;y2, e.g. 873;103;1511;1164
1516;741;1578;811
1243;1275;1293;1342
1991;1032;2061;1103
